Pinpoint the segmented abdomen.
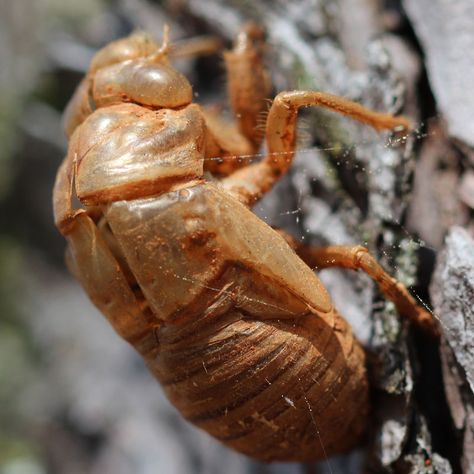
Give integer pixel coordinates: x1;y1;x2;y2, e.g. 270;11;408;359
149;305;368;462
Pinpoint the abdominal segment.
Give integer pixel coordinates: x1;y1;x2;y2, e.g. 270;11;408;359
153;294;368;462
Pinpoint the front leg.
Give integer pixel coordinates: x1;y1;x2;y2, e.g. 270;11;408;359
202;23;272;176
53;149;158;353
224;22;272;150
202;107;255;176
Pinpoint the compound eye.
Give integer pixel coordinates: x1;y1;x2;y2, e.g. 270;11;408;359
127;61;193;108
93;59;193;109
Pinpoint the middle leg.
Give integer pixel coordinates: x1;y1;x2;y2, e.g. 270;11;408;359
222;90;411;205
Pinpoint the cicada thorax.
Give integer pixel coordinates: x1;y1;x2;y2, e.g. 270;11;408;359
69;103;205;205
62;31;209;209
100;182;368;462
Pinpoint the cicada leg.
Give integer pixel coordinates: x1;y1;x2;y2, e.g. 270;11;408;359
276;230;438;337
53;145;159;354
168;34;222;59
202;107;256;176
222;90;411;205
223;22;272;150
203;23;272;176
66;212;159;353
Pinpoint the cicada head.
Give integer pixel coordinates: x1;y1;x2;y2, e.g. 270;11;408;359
91;26;193;110
63;28;193;136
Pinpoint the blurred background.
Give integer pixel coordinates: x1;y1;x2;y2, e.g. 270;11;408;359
1;1;473;473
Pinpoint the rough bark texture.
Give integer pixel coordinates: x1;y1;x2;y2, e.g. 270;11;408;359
431;228;474;474
1;0;473;473
402;0;474;148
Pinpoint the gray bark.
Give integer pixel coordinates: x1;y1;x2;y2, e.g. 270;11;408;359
403;0;474;148
431;228;474;474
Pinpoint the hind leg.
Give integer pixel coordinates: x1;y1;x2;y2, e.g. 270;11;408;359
277;230;438;337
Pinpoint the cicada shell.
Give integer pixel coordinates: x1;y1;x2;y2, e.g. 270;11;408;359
54;26;437;463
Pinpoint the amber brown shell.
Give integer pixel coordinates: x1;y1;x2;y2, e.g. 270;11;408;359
153;304;368;462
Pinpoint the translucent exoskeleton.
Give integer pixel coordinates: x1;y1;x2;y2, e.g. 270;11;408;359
53;24;438;462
